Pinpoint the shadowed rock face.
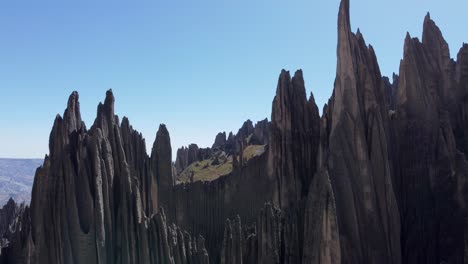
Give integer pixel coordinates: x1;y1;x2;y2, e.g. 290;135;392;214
174;144;213;178
0;199;23;249
269;69;320;208
266;69;321;263
175;144;199;175
251;119;270;145
175;119;268;180
212;132;227;150
302;169;340;264
323;0;401;263
236;120;254;144
2;0;468;264
454;44;468;156
390;13;468;264
218;170;340;264
0;91;209;264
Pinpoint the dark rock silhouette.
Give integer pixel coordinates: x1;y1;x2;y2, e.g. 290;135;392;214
250;118;269;145
212;132;227;150
0;199;24;249
0;91;209;264
175;144;199;175
321;0;401;263
389;12;468;264
2;0;468;263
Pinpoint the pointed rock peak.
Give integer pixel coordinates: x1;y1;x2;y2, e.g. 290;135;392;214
103;89;115;117
309;91;316;104
291;69;306;93
67;91;80;112
309;96;320;117
293;69;303;79
49;114;64;159
457;43;468;61
157;124;169;137
53;114;62;123
212;131;227;149
121;116;135;133
422;11;450;62
274;70;292;102
422;12;443;40
338;0;351;34
152;123;172;158
424;12;431;23
121;116;130;127
273;69;310;115
105;89;114;104
405;31;411;41
6;197;16;207
422;12;444;41
356;27;363;39
336;0;356;84
94;89;116;129
404;32;414;53
241;119;254;130
279;69;291;83
63;91;82;134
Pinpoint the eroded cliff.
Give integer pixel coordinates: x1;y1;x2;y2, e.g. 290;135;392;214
2;0;468;263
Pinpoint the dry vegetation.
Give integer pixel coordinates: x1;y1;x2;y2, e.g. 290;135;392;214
177;144;266;183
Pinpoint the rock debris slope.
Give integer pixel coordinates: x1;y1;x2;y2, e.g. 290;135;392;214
1;0;468;263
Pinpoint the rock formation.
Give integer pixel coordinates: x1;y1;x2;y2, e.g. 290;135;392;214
212;132;227;150
175;144;200;176
250;119;269;145
390;12;468;264
174;119;269;180
269;69;320;208
174;144;214;177
2;0;468;263
321;0;401;263
0;91;209;264
212;119;266;157
236;120;254;144
302;169;340;264
0;199;23;249
219;173;340;264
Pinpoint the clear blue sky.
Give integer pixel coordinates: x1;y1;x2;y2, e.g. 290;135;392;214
1;0;467;159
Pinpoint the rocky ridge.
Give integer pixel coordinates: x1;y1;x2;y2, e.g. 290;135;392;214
0;90;210;264
174;119;270;180
1;0;468;263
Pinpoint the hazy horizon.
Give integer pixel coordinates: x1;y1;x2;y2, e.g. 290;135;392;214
1;0;467;160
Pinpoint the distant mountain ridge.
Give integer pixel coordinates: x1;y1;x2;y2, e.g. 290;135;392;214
0;159;42;206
